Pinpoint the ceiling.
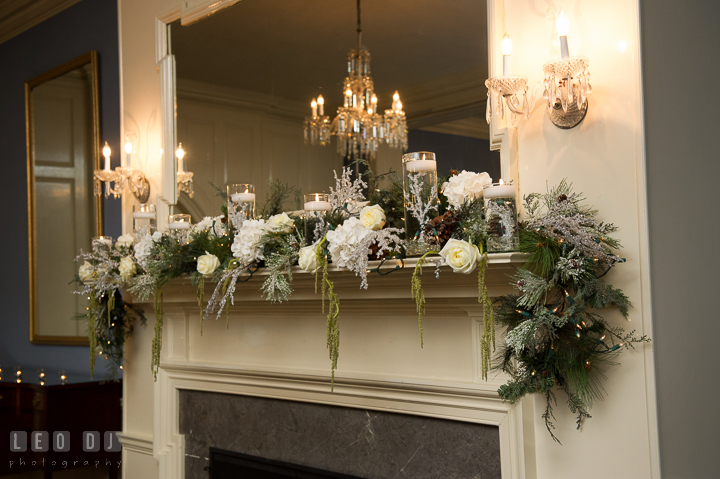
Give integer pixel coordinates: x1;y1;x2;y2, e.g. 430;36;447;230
171;0;489;123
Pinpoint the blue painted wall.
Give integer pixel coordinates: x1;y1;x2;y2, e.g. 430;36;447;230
0;0;121;378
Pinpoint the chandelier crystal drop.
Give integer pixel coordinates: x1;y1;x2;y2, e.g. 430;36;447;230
303;0;407;160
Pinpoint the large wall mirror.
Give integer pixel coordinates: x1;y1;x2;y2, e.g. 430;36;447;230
169;0;499;219
26;51;101;345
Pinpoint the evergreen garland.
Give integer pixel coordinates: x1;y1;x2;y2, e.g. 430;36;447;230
494;181;649;443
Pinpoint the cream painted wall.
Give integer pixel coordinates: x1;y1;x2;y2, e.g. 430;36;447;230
499;0;658;477
118;0;659;477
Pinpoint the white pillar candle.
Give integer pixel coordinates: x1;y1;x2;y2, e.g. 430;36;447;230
93;236;113;247
132;212;157;219
231;192;256;203
483;182;517;199
168;222;190;230
406;159;437;173
501;33;512;77
304;200;332;211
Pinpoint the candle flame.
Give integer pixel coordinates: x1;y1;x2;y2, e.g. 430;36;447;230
557;8;570;36
244;188;248;194
499;179;505;185
315;193;319;202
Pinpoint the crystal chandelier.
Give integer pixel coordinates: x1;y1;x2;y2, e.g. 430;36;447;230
304;0;407;160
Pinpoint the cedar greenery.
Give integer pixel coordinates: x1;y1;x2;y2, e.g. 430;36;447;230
494;181;649;443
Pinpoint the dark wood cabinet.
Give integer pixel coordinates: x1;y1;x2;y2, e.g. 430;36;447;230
0;380;122;478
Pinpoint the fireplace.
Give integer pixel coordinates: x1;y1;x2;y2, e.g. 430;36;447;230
209;448;365;478
181;390;501;479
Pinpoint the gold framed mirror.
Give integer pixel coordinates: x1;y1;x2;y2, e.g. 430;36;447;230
26;51;102;345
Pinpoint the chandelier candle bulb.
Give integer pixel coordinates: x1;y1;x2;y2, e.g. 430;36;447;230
311;98;318;117
317;95;324;116
557;8;570;59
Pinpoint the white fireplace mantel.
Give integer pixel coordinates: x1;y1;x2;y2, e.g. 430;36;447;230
121;254;538;479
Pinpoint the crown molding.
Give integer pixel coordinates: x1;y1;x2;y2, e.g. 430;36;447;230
0;0;81;45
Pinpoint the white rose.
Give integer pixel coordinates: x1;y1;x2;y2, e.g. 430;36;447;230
298;245;320;272
439;238;480;274
152;231;163;242
359;205;386;231
116;233;134;249
197;251;220;276
78;261;95;283
441;171;493;208
118;256;137;282
266;212;294;233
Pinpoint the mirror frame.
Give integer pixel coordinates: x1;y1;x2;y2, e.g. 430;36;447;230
26;51;102;345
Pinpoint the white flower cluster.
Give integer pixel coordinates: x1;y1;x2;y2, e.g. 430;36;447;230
326;217;371;269
134;231;163;267
192;215;226;237
231;219;267;264
441;171;492;208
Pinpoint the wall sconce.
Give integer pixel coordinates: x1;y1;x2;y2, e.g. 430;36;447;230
485;33;531;125
175;143;194;198
542;8;592;129
93;136;150;202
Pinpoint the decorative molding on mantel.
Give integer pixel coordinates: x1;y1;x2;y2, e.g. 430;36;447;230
120;433;154;456
134;253;529;305
0;0;81;45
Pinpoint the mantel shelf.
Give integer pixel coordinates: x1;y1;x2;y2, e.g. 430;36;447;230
133;252;529;305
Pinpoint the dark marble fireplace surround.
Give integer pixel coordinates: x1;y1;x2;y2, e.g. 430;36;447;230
180;390;501;479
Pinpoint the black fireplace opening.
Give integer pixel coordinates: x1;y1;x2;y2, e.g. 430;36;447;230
208;448;366;479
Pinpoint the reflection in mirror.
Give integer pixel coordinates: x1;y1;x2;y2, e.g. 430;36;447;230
26;52;101;344
171;0;499;219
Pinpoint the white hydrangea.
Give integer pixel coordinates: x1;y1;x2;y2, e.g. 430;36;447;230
326;217;371;269
441;170;493;208
134;233;153;267
152;231;163;242
192;215;226;237
231;219;266;264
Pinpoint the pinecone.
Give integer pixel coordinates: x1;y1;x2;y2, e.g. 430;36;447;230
424;211;459;249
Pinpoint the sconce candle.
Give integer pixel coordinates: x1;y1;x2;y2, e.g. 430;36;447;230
304;193;331;242
317;95;325;116
227;184;256;225
124;138;133;168
557;8;570;59
102;142;112;172
15;367;22;384
176;143;185;172
483;181;519;253
501;33;512;76
311;98;318;117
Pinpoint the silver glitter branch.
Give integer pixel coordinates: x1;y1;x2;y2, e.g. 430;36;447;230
404;173;438;226
329;167;367;214
486;200;516;238
347;227;404;289
203;260;254;321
